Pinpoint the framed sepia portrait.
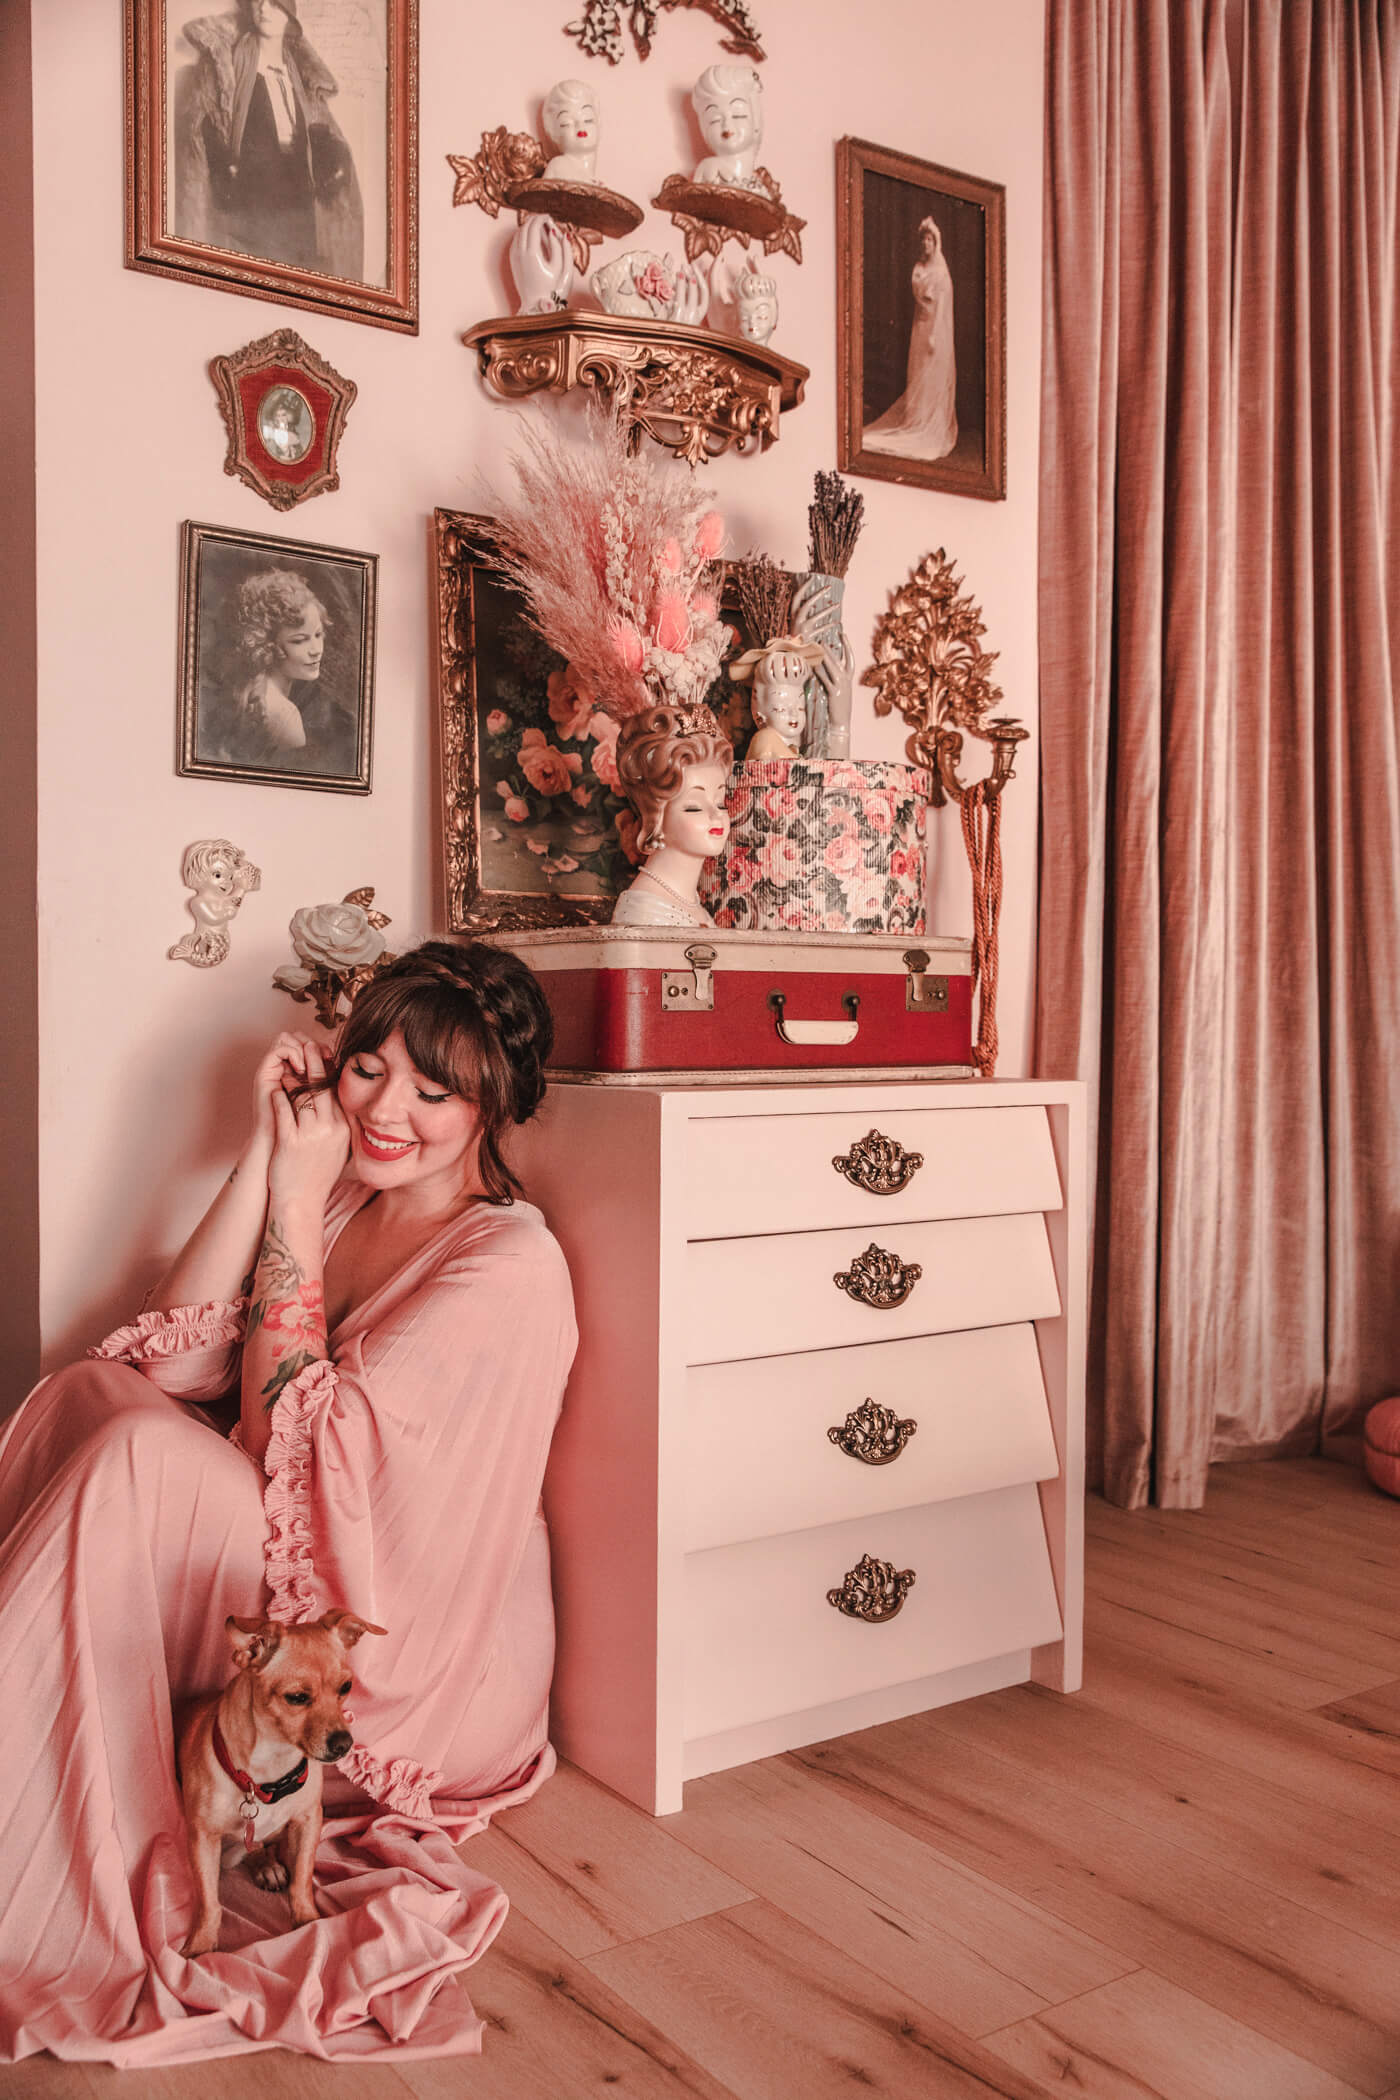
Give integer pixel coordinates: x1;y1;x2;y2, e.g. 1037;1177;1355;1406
837;137;1005;501
210;326;358;510
126;0;418;332
178;520;376;793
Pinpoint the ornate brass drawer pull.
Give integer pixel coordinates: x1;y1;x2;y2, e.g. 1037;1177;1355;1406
832;1128;925;1196
833;1243;922;1309
827;1554;917;1623
828;1398;918;1465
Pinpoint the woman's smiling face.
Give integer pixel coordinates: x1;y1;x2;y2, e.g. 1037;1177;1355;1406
273;608;325;682
336;1030;482;1200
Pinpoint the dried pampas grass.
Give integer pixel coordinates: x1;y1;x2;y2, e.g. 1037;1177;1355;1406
485;405;732;720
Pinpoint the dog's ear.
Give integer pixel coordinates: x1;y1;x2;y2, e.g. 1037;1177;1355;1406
318;1607;388;1650
226;1614;283;1671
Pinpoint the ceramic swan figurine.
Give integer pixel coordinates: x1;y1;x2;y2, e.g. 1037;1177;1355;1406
691;62;764;190
591;250;709;324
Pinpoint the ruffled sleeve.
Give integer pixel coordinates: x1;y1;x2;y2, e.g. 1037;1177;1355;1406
88;1298;247;1401
247;1205;577;1825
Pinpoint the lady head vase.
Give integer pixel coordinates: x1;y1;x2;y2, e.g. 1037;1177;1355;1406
542;78;600;185
691;63;763;189
729;638;824;759
611;702;733;926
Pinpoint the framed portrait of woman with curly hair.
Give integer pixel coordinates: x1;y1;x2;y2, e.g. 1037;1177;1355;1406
177;520;377;793
126;0;417;332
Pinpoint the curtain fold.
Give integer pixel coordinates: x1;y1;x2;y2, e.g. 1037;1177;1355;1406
1037;0;1400;1508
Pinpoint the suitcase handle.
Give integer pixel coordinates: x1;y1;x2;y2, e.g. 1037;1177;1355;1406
768;990;860;1046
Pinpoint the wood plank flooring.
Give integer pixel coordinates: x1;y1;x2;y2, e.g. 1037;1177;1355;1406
35;1458;1400;2098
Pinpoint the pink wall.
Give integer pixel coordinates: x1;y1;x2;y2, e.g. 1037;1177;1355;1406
19;0;1044;1377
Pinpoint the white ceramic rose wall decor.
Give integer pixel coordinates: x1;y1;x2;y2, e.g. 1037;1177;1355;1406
272;886;397;1026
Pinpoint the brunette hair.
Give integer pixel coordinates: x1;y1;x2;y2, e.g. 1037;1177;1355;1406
329;939;553;1205
615;703;733;855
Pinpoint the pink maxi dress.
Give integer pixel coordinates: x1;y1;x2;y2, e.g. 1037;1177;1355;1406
0;1182;577;2065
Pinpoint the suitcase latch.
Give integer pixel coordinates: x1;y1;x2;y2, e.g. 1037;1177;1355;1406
903;948;949;1013
661;942;717;1013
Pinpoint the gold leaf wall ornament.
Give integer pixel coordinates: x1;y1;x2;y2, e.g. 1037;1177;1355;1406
862;550;1028;1080
565;0;766;66
447;128;545;216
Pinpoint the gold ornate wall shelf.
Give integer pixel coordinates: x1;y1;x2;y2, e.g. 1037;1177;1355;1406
461;310;808;467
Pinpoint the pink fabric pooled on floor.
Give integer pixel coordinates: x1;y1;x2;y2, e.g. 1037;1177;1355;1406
0;1185;576;2064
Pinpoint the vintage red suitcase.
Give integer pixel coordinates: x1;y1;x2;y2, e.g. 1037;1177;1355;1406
486;927;974;1077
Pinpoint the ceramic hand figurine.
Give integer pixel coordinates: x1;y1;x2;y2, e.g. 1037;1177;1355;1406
592;249;708;322
691;62;764;189
791;570;854;759
510;213;575;312
736;266;778;344
611;703;732;926
728;639;826;758
541;79;600;184
167;838;261;968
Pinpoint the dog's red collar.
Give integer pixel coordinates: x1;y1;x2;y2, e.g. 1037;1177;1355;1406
211;1715;310;1805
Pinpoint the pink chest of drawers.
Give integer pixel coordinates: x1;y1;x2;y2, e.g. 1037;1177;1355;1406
514;1076;1086;1815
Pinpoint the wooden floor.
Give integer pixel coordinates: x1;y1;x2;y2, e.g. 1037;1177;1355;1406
16;1457;1400;2100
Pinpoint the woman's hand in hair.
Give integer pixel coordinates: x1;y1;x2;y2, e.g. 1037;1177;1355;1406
251;1031;333;1152
267;1041;350;1214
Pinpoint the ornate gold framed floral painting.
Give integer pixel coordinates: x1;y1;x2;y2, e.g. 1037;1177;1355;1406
837;137;1006;501
125;0;419;332
431;511;767;932
178;520;376;794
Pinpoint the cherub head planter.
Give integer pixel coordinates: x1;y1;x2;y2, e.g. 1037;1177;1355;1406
167;838;261;968
691;62;764;190
542;78;600;184
729;638;825;759
611;701;733;926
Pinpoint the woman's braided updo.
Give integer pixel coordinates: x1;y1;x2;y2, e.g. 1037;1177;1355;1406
331;939;553;1205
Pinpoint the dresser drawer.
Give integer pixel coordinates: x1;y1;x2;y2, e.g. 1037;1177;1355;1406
683;1105;1061;1240
683;1323;1058;1551
685;1211;1060;1364
683;1483;1063;1739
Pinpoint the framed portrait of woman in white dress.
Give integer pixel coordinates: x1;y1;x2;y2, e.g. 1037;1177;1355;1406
125;0;418;332
837;138;1005;501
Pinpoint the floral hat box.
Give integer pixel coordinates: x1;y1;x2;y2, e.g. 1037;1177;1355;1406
484;926;972;1080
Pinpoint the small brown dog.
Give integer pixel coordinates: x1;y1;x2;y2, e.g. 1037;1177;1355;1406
177;1606;386;1958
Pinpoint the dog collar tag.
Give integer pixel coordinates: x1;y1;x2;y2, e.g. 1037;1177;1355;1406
242;1794;259;1851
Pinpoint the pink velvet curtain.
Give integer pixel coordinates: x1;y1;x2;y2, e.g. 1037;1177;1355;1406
1036;0;1400;1508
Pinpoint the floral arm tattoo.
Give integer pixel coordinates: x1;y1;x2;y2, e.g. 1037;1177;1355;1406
245;1214;328;1412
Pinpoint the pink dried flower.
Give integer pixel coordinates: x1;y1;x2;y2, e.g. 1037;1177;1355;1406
691;592;717;622
610;619;645;672
661;538;683;573
694;511;724;559
655;593;691;653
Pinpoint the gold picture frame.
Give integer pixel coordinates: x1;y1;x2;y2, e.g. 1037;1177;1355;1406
837;137;1006;501
126;0;418;333
178;520;376;794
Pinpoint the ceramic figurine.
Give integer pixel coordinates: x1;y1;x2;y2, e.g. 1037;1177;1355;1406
591;249;709;323
167;839;261;968
691;62;764;190
791;572;855;759
611;703;732;926
728;638;825;758
735;266;778;345
541;78;601;184
510;213;575;312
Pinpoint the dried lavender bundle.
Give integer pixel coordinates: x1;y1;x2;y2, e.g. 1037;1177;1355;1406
734;554;793;645
807;470;866;579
